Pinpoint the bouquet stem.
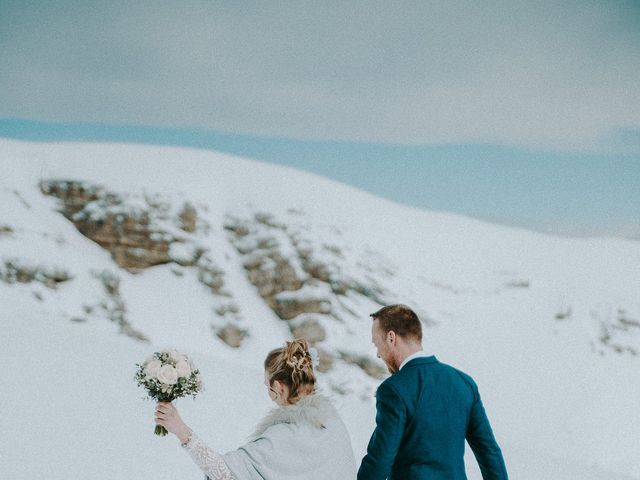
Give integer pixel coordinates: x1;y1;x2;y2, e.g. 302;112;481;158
155;424;169;436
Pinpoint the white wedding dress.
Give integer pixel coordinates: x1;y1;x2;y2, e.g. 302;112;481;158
181;394;356;480
183;432;235;480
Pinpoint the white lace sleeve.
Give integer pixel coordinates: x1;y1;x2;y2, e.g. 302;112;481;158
182;431;235;480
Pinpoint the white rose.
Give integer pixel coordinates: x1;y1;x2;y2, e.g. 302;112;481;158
176;360;191;378
144;360;162;379
157;364;178;385
168;349;185;363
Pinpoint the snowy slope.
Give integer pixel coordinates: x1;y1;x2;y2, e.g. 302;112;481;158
1;138;639;479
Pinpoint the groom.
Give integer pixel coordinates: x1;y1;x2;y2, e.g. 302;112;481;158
358;304;508;480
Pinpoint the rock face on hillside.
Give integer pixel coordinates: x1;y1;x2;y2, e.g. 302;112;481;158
41;180;175;270
4;169;637;400
225;211;390;378
89;269;149;342
594;307;640;356
0;258;71;289
29;181;412;375
38;179;243;345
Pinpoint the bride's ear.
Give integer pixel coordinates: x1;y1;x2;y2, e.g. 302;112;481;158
272;380;289;398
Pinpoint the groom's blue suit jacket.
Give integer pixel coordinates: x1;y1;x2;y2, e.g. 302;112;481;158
358;356;508;480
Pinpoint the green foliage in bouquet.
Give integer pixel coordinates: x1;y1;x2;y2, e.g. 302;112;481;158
135;350;203;436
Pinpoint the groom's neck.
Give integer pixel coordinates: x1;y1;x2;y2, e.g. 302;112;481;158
395;343;423;368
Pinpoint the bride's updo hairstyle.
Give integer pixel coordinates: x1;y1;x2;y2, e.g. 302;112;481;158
264;339;316;404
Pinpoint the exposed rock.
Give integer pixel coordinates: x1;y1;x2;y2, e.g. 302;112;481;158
555;307;572;320
223;218;250;237
271;293;331;321
349;282;388;306
0;225;13;236
254;212;285;229
12;189;31;209
301;259;332;283
179;203;197;232
339;351;388;379
0;259;72;289
215;323;248;348
41;181;230;309
592;307;639;356
41;180;174;271
322;244;343;257
215;303;241;317
40;180;101;216
296;238;388;305
244;252;304;298
74;209;173;270
290;317;327;345
197;255;227;296
170;244;204;267
96;269;120;296
315;347;334;373
224;212;400;378
91;269;149;342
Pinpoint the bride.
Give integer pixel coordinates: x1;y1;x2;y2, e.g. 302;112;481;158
154;339;357;479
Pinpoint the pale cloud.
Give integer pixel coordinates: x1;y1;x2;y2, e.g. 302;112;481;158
1;0;639;152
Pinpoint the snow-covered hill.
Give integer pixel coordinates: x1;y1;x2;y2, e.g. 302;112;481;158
1;138;639;479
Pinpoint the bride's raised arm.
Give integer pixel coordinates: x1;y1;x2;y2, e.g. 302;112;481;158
155;403;235;480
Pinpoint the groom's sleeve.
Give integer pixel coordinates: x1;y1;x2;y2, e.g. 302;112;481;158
466;382;509;479
357;381;406;480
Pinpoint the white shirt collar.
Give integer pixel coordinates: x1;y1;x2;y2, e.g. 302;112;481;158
399;350;431;371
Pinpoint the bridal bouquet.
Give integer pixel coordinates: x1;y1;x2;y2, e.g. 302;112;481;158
135;349;203;436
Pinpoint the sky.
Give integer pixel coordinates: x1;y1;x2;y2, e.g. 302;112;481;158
1;1;639;238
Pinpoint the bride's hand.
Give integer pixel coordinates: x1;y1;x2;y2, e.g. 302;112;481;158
155;402;191;444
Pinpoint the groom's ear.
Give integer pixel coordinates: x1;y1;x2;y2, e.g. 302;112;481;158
387;331;396;345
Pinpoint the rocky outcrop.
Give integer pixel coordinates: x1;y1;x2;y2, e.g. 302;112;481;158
197;255;227;296
179;203;197;232
290;316;327;345
40;179;229;293
272;289;332;320
339;351;387;379
211;300;247;348
215;323;248;348
224;211;398;378
0;259;72;289
39;180;101;216
225;214;330;329
87;270;149;342
39;180;241;345
315;347;334;373
595;307;639;356
243;252;304;299
555;306;572;320
41;180;175;270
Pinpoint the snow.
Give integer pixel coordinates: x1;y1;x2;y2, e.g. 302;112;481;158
1;138;639;479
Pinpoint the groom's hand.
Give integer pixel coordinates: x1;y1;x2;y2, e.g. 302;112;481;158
155;402;191;444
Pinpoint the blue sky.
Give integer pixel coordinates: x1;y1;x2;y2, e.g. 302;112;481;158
1;2;638;238
2;118;638;239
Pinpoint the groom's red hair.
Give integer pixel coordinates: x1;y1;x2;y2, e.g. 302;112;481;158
370;304;422;342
